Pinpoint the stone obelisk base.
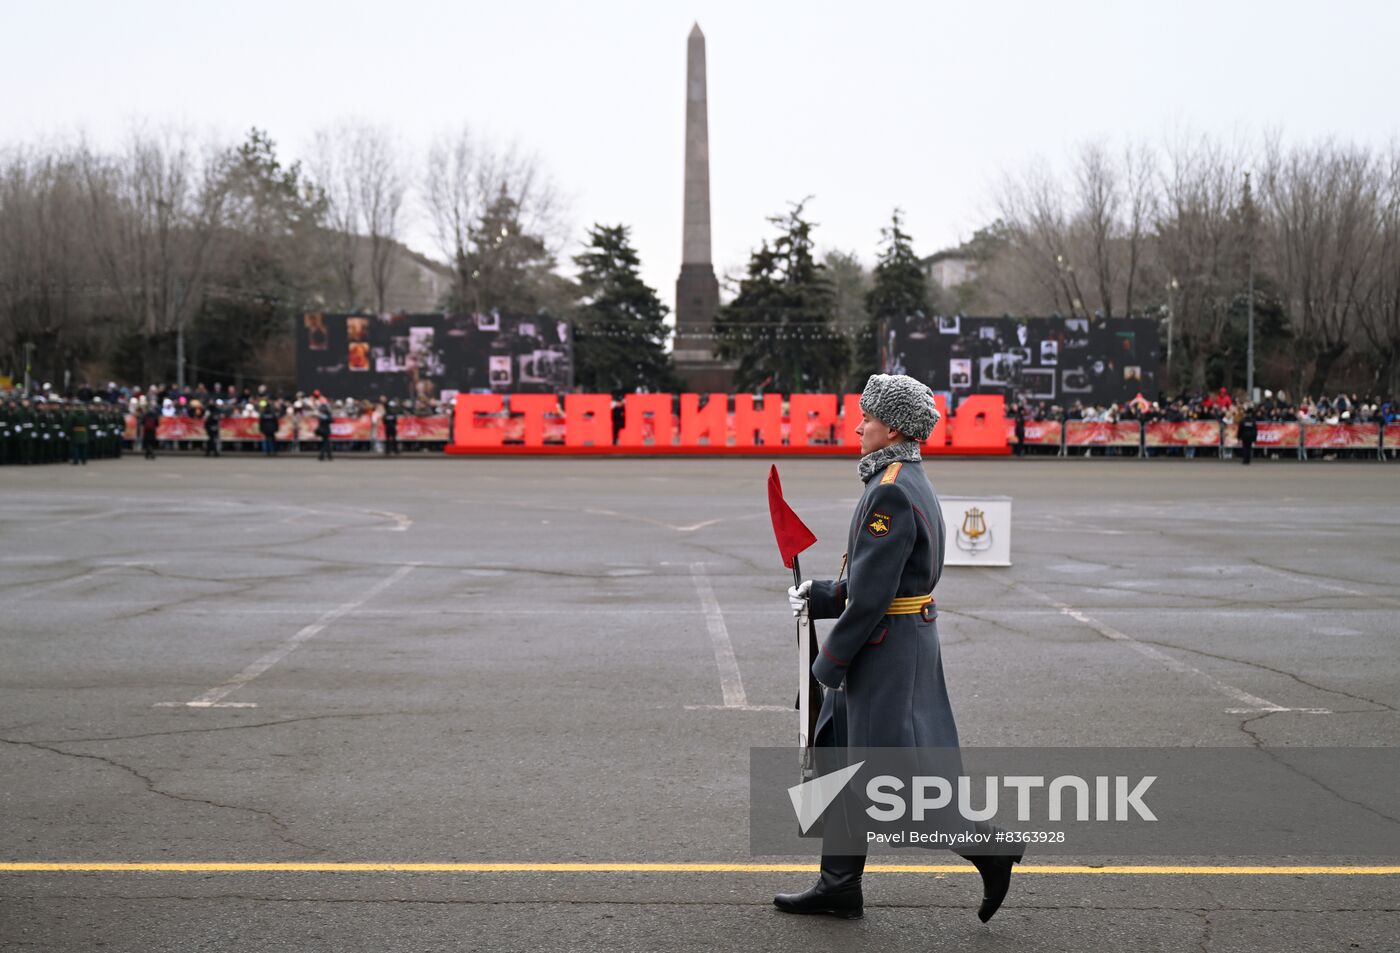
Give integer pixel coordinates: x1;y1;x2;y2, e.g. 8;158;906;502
673;263;733;391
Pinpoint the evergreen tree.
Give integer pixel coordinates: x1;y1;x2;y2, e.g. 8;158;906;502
448;191;571;316
715;201;848;392
824;248;871;339
1218;172;1288;391
572;224;680;393
192;128;327;390
861;209;929;387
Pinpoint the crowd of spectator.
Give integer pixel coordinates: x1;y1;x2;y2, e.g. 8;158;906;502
80;381;451;422
20;380;1399;428
1009;388;1400;426
0;380;437;458
5;379;1398;462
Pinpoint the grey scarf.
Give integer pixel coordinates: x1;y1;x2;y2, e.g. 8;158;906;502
857;439;923;483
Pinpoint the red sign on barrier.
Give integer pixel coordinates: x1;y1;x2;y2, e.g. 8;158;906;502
393;416;452;441
1224;422;1300;448
1002;419;1062;445
1064;421;1140;447
161;416;206;440
1144;421;1222;447
221;417;296;441
121;410;1397;456
1303;423;1380;449
124;414;454;442
331;417;373;440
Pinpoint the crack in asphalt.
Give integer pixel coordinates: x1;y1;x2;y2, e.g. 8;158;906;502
999;577;1250;609
1247;556;1400;598
2;561;365;608
109;580;264;622
0;736;319;857
1033;549;1137;573
941;609;1034;640
1191;909;1213;953
0;566;129;600
1134;638;1396;713
676;539;771;575
1235;712;1400;829
16;710;440;745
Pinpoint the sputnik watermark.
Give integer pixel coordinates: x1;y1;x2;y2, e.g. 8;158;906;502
866;774;1157;822
753;746;1400;856
789;765;1156;834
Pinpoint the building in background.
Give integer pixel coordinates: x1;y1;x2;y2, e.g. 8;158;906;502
920;248;979;292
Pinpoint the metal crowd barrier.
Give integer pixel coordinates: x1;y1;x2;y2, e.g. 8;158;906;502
1012;420;1393;461
120;414;1396;460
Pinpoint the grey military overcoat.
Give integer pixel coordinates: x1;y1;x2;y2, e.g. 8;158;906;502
806;456;960;751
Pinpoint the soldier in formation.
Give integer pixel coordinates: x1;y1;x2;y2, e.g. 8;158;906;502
0;397;125;465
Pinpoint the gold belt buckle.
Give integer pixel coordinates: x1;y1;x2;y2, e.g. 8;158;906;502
920;601;935;622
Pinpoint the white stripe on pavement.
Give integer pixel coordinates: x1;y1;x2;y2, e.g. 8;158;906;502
172;563;418;708
691;562;748;709
1011;582;1330;714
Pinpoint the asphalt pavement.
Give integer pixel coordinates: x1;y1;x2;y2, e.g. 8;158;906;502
2;454;1397;952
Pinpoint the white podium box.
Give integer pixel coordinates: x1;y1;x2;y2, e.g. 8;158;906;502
939;496;1012;567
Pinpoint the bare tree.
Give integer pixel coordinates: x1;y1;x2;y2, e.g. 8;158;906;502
1353;146;1400;394
1075;142;1121;319
0;144;102;387
81;127;232;385
309;121;406;314
990;141;1161;322
992;161;1088;317
309;125;361;310
356;127;406;316
424;126;480;307
1121;141;1157;319
1259;135;1382;396
423;126;565;313
1154;134;1250;389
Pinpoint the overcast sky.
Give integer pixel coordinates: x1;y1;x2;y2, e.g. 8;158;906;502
6;0;1398;311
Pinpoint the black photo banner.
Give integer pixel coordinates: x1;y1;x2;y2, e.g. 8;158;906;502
297;312;573;400
883;315;1161;408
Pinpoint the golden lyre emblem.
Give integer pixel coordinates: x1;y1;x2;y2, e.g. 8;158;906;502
961;508;987;539
955;506;993;554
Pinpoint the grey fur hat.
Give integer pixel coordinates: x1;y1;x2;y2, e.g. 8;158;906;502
860;373;940;441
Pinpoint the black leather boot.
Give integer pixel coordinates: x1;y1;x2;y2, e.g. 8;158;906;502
961;848;1023;922
773;854;865;919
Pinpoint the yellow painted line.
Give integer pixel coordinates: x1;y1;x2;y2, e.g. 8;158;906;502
1;863;1398;875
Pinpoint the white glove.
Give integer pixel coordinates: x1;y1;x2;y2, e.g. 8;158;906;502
788;580;813;617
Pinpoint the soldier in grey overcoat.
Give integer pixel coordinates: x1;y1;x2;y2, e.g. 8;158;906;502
774;373;1021;923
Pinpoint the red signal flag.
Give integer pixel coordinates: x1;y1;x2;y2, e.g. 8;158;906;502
767;464;817;569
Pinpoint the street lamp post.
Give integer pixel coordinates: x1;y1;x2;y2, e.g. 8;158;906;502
1245;171;1256;401
1165;277;1179;390
23;341;35;395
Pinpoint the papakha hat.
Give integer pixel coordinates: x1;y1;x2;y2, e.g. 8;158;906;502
860;373;940;441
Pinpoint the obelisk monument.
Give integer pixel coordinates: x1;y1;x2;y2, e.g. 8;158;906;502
673;23;732;390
